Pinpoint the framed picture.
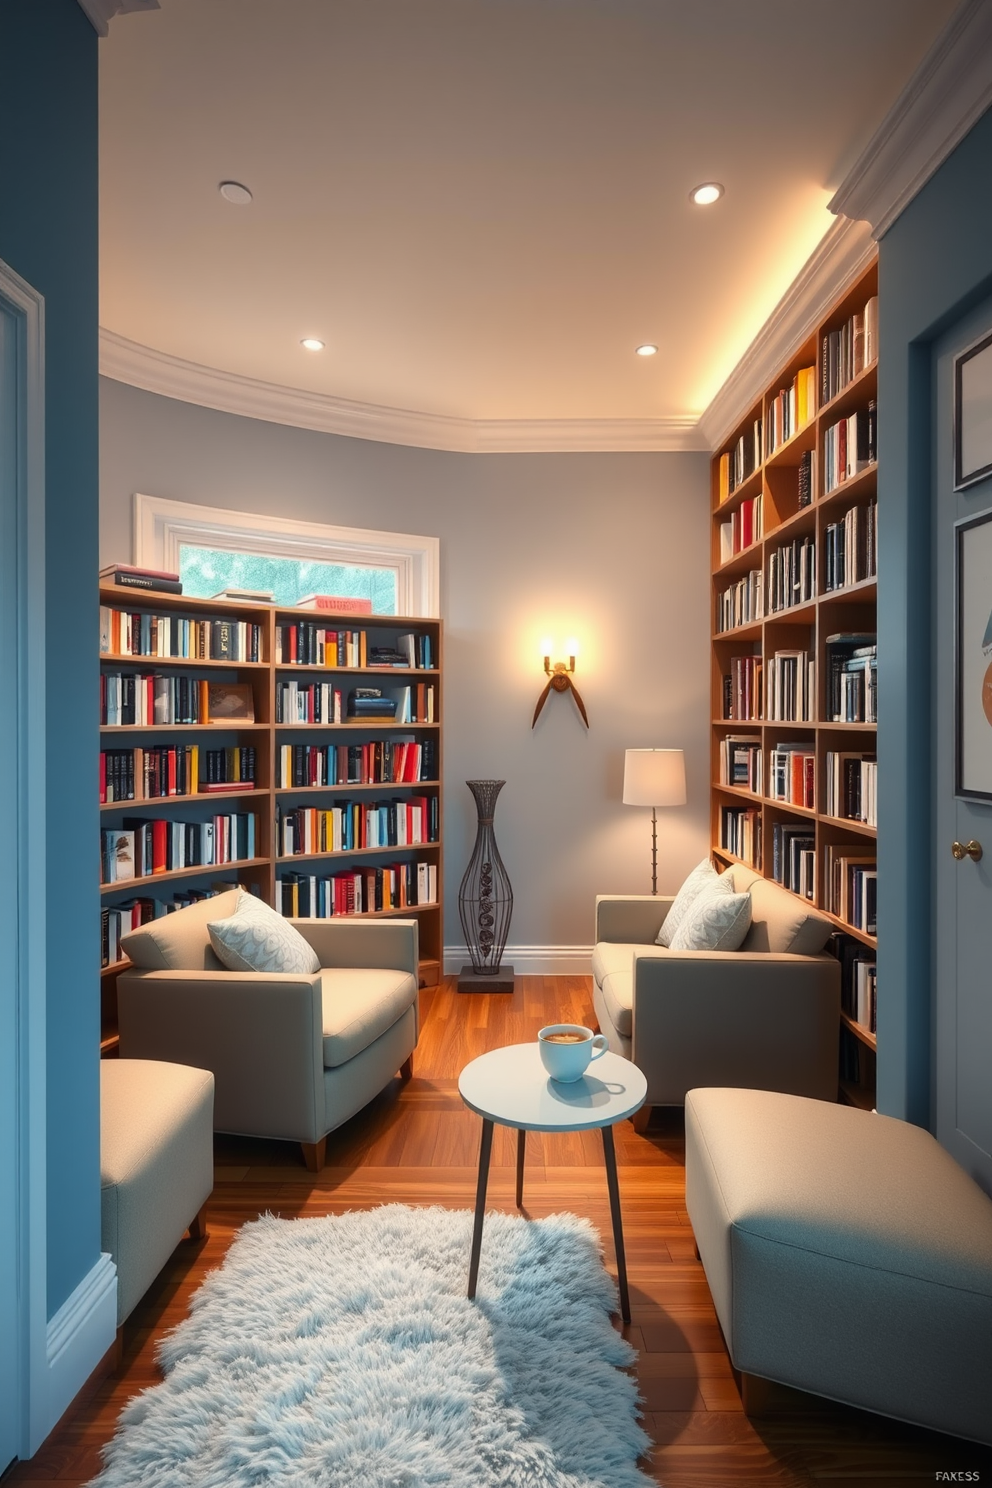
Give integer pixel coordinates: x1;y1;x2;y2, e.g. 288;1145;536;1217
955;508;992;798
954;328;992;491
206;681;255;723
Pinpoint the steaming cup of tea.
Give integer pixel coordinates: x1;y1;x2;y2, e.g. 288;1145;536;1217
537;1023;609;1083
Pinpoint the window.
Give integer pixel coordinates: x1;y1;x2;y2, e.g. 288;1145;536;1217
134;494;439;617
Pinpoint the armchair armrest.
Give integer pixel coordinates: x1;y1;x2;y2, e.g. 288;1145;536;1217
292;917;419;975
632;951;840;1105
116;969;325;1142
595;895;674;945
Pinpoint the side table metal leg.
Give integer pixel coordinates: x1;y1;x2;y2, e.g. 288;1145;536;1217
468;1118;494;1301
601;1123;631;1323
515;1128;526;1208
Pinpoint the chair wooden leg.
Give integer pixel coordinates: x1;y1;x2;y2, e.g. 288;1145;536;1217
301;1137;327;1172
400;1054;414;1080
187;1202;208;1241
631;1104;652;1134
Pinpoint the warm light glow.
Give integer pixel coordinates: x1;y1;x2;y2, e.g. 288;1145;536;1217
635;344;658;357
539;636;555;659
300;337;325;352
563;637;579;658
690;182;724;206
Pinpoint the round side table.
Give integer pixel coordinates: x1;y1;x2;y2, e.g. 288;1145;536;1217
457;1043;647;1321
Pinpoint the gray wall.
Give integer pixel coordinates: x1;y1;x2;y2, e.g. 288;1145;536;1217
100;378;711;961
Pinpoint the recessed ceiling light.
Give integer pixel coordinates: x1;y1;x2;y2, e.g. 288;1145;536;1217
635;344;658;357
690;182;724;207
219;181;253;205
300;337;325;352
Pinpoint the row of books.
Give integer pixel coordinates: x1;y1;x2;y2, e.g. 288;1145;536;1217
724;654;762;721
276;795;439;857
768;744;815;810
101;673;256;727
766;535;815;614
822;402;876;494
277;738;437;789
101;813;258;883
718;735;762;793
797;448;815;508
100;608;262;662
100;744;257;802
766;648;815;722
274;680;437;725
275;623;367;668
718;417;763;502
718;492;763;562
821;294;878;404
837;936;877;1034
823;498;878;592
765;364;815;455
277;861;438;918
772;822;815;900
824;751;877;827
715;569;763;633
826;634;877;724
100;886;224;967
719;805;761;869
823;845;877;934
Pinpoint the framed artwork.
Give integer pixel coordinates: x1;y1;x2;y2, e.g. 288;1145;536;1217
206;681;255;723
954;328;992;491
955;507;992;798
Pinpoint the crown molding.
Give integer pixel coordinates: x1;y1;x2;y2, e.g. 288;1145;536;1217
696;216;876;452
76;0;159;36
828;0;992;239
99;328;707;453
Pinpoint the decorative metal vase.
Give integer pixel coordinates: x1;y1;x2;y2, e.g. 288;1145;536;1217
457;779;514;991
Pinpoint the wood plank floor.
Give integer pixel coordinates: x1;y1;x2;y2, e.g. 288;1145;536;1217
12;976;990;1487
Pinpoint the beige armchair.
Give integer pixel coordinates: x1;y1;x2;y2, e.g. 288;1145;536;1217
117;889;419;1170
592;865;840;1125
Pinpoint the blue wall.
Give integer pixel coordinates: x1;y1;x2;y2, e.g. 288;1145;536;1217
877;105;992;1125
0;0;100;1314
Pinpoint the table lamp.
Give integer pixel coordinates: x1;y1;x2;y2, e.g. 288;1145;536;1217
623;748;686;895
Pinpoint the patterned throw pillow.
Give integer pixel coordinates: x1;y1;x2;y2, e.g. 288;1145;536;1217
208;891;320;975
656;858;719;946
667;875;752;952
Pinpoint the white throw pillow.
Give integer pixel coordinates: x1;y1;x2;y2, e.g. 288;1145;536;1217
656;858;719;946
208;891;320;975
668;876;752;952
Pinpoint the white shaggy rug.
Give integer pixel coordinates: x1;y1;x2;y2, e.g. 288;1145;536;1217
90;1205;653;1488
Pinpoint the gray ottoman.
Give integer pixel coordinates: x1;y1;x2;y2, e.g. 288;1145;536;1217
685;1086;992;1445
101;1058;215;1326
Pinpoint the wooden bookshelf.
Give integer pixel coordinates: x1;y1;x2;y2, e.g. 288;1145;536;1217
99;584;444;1049
710;259;878;1108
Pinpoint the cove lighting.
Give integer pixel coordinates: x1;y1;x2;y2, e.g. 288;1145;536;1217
219;181;253;205
635;344;658;357
690;182;724;207
300;338;325;352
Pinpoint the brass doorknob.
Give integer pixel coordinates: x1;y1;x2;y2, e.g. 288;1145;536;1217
952;839;983;861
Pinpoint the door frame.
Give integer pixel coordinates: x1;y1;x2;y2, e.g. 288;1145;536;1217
0;255;49;1457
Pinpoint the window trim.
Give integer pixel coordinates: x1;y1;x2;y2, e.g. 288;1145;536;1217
133;494;440;617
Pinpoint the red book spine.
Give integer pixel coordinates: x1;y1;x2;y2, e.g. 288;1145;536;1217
152;818;168;874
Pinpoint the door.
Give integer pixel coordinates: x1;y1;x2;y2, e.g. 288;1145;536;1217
934;292;992;1195
0;295;21;1471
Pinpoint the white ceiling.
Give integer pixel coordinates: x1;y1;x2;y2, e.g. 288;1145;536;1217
99;0;960;443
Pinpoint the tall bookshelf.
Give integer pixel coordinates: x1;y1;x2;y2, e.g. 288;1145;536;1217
99;584;443;1052
710;259;878;1110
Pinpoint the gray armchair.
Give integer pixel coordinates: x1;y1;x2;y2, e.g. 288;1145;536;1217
117;889;419;1170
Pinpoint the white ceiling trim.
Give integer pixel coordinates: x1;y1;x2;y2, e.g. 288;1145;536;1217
697;216;876;453
828;0;992;239
76;0;159;36
99;329;706;454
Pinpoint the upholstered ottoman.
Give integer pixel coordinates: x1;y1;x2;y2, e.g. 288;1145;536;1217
101;1059;215;1326
685;1087;992;1445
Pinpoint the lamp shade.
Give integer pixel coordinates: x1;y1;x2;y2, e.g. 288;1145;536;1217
622;748;686;807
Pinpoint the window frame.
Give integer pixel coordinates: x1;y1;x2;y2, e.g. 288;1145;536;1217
133;493;440;617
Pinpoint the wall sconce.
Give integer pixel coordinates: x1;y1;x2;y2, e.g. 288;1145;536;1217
532;637;589;728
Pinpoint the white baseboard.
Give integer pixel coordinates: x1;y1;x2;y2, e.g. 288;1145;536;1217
444;945;592;976
44;1253;117;1441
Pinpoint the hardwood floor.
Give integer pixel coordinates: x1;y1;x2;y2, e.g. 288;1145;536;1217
12;976;990;1486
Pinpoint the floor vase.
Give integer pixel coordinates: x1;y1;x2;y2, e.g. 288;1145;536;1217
457;779;514;991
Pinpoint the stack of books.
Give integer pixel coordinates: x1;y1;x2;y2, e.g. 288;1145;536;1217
100;562;182;595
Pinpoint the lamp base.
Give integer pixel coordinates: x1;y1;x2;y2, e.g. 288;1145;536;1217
457;964;515;993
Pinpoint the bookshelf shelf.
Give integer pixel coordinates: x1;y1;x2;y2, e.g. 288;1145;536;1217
99;584;444;1028
711;258;879;1108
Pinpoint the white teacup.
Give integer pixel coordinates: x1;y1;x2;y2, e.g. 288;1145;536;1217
538;1023;609;1083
